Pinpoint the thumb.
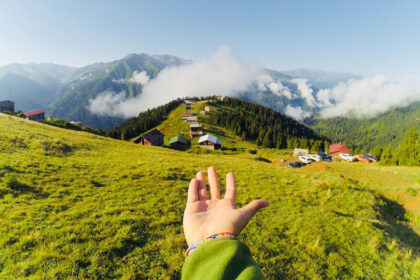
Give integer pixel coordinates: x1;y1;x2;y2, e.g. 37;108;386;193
241;199;269;221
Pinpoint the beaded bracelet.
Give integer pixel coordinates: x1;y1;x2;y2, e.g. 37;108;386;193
185;232;237;257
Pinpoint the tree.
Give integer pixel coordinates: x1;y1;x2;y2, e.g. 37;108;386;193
370;146;383;160
380;145;393;165
262;131;272;148
396;127;419;166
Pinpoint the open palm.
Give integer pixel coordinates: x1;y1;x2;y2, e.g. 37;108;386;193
183;167;268;246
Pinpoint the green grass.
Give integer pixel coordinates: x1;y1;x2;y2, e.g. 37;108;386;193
0;113;419;279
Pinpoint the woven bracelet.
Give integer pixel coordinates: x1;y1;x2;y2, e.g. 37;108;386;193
185;232;237;257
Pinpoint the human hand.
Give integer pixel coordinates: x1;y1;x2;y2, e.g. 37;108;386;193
183;166;269;246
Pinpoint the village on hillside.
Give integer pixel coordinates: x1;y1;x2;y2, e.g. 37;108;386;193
0;98;380;166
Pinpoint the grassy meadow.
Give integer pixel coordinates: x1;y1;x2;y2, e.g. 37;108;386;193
0;113;419;279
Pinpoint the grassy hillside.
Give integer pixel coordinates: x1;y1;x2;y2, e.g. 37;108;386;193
0;113;419;279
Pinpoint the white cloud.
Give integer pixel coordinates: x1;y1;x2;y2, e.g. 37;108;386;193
319;75;420;118
256;74;294;99
292;78;318;107
267;81;293;99
113;70;150;85
128;71;150;85
87;90;127;117
88;47;261;118
284;105;311;120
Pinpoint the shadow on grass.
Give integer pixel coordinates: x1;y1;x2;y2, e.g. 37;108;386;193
346;178;420;254
373;195;420;253
1;178;49;199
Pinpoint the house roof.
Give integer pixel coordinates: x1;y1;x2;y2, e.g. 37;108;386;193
190;124;203;128
0;100;14;106
199;134;221;144
182;114;191;117
169;135;188;145
23;109;45;117
184;116;198;121
138;129;164;144
330;143;349;153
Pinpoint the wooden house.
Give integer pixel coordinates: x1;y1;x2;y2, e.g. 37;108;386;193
169;135;190;148
183;116;198;123
199;134;222;150
23;109;45;122
190;124;204;137
204;106;210;112
134;129;164;146
329;143;350;156
0;100;14;113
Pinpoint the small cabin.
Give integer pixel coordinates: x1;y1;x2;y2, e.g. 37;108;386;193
134;129;164;146
23;109;45;122
169;135;190;148
329;143;350;156
183;116;198;123
0;100;15;113
293;148;309;156
190;124;204;137
199;134;222;150
204;106;210;112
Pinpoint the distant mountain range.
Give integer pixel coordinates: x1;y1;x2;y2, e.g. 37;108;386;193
0;53;417;150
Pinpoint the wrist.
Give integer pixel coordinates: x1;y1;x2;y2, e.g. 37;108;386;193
185;232;237;257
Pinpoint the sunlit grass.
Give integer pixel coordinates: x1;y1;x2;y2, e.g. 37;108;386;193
0;113;419;279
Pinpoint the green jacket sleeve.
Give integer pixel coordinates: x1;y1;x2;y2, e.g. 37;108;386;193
181;238;265;280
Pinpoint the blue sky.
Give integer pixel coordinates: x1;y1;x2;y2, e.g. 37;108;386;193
0;0;419;75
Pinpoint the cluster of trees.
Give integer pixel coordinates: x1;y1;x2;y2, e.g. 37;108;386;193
105;99;183;140
370;127;419;167
208;97;329;150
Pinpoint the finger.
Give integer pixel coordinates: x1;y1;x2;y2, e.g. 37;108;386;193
224;172;236;203
196;171;208;200
187;179;199;203
241;199;269;221
208;166;220;199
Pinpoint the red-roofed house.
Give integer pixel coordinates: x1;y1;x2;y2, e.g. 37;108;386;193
329;143;350;156
23;109;45;122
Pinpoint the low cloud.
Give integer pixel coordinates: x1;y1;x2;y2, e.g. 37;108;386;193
89;47;260;118
88;48;420;121
292;78;317;107
256;74;294;99
87;90;127;117
319;75;420;118
113;70;150;85
285;105;311;120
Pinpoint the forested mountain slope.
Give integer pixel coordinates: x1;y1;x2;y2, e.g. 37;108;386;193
305;102;420;151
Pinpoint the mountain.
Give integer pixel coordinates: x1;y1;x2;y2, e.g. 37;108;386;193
1;112;419;279
279;68;361;88
0;63;74;111
305;102;420;151
48;53;187;128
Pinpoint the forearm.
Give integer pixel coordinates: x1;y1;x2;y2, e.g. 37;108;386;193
181;238;265;280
